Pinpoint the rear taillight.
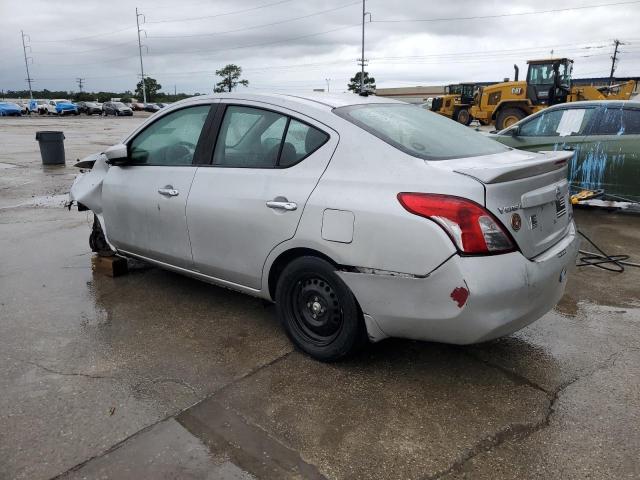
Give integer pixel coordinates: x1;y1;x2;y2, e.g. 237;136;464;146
397;193;515;255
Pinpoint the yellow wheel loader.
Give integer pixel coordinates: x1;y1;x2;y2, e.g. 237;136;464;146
427;83;475;125
470;58;636;130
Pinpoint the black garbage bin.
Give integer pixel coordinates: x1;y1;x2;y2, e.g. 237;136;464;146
35;131;66;165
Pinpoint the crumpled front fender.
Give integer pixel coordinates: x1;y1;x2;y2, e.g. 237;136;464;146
69;153;109;214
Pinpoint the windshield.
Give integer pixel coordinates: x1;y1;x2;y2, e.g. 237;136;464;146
113;102;126;108
528;64;556;85
334;103;509;160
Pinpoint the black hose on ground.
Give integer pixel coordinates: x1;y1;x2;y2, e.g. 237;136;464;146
576;230;640;273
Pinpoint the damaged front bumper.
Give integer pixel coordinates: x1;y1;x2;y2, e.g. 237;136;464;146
338;222;580;344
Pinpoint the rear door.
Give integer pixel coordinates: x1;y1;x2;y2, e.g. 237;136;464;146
578;105;640;200
186;101;336;289
102;103;215;267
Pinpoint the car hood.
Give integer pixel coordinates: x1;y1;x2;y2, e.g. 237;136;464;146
57;102;76;109
0;103;21;111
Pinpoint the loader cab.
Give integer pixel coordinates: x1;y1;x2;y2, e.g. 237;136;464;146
458;83;476;105
526;58;573;106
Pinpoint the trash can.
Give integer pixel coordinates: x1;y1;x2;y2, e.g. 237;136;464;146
35;131;66;165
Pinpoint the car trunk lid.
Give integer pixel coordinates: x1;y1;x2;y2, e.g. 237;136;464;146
430;149;573;259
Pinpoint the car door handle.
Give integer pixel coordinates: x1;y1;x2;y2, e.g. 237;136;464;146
562;145;575;151
158;187;179;197
266;200;297;211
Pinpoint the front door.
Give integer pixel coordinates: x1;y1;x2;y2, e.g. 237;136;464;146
187;102;336;289
102;103;214;267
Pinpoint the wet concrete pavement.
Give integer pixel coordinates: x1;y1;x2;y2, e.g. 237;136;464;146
1;116;639;479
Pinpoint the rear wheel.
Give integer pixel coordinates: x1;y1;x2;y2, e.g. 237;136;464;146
496;107;526;130
455;108;472;126
275;256;366;362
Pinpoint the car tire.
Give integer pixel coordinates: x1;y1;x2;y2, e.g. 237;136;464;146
275;256;367;362
496;108;526;130
455;108;472;126
89;215;114;257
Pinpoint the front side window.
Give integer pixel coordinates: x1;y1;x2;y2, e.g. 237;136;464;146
528;64;555;85
518;108;594;137
129;105;210;165
213;106;328;168
334;103;508;160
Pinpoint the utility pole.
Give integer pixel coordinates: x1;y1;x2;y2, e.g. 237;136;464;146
21;31;34;100
609;39;623;85
76;78;85;93
325;78;331;92
358;0;371;93
136;8;147;104
174;84;176;96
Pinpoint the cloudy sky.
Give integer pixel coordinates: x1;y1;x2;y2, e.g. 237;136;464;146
1;0;639;96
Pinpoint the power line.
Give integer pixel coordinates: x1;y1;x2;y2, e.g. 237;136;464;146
147;1;361;39
146;23;360;57
146;0;294;24
373;1;640;23
33;40;139;56
30;26;137;44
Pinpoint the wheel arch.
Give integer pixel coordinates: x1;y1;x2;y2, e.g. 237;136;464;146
266;247;339;301
492;101;531;120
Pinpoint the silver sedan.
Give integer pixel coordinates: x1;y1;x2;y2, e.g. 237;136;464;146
70;93;580;361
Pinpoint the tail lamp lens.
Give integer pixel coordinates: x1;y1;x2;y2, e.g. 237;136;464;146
397;193;515;255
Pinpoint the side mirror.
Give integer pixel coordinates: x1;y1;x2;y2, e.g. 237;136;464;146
509;125;520;137
104;143;129;166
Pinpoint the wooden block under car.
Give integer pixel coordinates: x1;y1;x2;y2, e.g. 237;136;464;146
91;255;128;277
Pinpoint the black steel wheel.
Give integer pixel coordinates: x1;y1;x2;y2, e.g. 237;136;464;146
276;256;366;361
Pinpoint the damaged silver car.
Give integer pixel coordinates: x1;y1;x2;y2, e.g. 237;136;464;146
70;93;580;361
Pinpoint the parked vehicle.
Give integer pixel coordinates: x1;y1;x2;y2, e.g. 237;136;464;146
46;99;79;115
70;93;579;361
143;103;161;112
492;100;640;202
130;102;145;111
77;101;103;115
31;100;48;114
470;58;636;129
0;102;22;116
102;101;133;116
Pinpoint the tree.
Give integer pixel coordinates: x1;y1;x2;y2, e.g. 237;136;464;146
214;64;249;93
135;77;161;101
347;71;376;94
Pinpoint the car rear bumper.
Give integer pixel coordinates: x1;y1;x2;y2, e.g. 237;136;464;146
339;222;580;344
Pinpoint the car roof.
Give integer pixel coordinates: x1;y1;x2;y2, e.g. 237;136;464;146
183;92;401;111
545;99;640;110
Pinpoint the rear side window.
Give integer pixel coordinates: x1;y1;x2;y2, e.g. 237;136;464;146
622;109;640;135
593;106;623;135
334;103;508;160
213;105;328;168
518;108;594;137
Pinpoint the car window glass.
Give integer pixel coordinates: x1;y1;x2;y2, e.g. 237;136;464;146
129;105;210;166
213;106;288;168
621;109;640;135
334;104;508;160
279;119;328;167
593;106;623;135
519;108;593;137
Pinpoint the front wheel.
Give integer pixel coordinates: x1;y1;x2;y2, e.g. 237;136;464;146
495;107;526;130
455;108;472;126
89;215;115;257
275;256;367;362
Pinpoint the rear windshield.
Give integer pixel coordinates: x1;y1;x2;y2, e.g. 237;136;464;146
333;103;509;160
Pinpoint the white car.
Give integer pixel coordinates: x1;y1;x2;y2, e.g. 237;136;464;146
70;93;579;361
46;99;78;115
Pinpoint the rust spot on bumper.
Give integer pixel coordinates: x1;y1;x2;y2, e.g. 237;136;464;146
450;286;469;308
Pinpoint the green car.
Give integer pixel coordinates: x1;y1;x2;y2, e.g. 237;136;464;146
491;100;640;202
